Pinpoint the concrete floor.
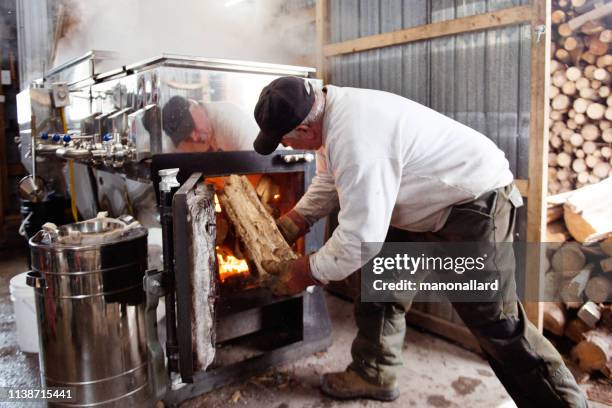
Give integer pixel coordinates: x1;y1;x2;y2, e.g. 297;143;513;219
0;250;605;408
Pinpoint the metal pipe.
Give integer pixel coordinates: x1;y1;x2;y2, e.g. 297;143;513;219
30;114;36;183
159;168;180;374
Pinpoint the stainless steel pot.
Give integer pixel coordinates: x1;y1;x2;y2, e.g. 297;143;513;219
28;215;152;407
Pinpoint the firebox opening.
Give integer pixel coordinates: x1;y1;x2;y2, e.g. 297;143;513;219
204;172;304;294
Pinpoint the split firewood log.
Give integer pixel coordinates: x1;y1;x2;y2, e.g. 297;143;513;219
581;20;605;36
581;123;600;141
602;237;612;257
601;305;612;331
593;162;610;178
544;302;567;336
582;141;596;154
583;51;597;64
587;102;606;120
219;174;298;278
559;23;573;37
553;94;571;110
560;264;593;303
557;151;573;167
570;132;584;147
572;158;586;172
547;204;564;223
588;37;609;57
585;276;612;303
567;2;612;33
596;55;612;68
552;242;587;276
601;257;612;273
573;97;589;113
552;9;567;25
566;66;583;81
566;318;591;343
578;301;602;328
547;221;572;243
585;154;599;169
562;80;578;96
563;178;612;243
572;329;612;372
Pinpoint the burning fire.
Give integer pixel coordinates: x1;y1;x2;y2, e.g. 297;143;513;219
214;194;222;213
216;246;249;281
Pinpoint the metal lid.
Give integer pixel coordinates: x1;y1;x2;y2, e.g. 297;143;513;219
29;213;147;250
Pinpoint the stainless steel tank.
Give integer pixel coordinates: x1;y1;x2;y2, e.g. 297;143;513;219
27;215;152;407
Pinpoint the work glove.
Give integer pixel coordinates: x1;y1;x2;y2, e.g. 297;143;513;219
276;210;310;245
262;255;319;296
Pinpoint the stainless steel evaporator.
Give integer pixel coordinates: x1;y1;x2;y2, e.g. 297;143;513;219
27;214;153;407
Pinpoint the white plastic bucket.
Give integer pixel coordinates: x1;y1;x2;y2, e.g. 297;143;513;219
9;272;39;353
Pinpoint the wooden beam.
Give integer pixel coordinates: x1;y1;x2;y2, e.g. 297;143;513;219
406;309;480;352
524;0;552;331
323;5;533;57
315;0;329;82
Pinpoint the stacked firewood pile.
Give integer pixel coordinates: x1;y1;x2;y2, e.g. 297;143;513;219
544;178;612;387
548;0;612;194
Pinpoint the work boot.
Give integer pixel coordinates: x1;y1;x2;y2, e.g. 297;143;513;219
320;369;400;401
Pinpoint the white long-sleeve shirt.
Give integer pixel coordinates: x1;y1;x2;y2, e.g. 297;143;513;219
296;85;514;283
204;102;259;151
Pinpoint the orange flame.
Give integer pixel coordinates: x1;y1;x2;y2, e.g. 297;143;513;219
216;246;249;281
214;194;222;213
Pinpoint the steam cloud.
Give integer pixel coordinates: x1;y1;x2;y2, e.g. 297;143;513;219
52;0;314;68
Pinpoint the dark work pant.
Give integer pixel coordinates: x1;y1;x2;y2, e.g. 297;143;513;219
349;185;587;408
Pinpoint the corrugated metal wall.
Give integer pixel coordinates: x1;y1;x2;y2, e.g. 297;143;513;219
328;0;532;180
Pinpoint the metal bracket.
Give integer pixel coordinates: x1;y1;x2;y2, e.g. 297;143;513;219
279;152;315;163
159;168;180;192
534;25;546;43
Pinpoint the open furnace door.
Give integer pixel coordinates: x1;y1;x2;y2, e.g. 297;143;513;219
173;173;217;383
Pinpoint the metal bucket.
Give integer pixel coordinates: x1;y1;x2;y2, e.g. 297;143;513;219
28;215;152;407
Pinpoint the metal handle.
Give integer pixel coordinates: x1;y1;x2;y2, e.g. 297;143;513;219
25;270;45;289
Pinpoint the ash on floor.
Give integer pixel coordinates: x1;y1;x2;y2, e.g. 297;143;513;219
0;251;607;408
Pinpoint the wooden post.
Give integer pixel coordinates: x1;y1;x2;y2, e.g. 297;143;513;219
525;0;552;330
315;0;328;83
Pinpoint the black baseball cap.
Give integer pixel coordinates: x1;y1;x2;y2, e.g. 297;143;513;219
162;96;195;147
253;76;315;155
